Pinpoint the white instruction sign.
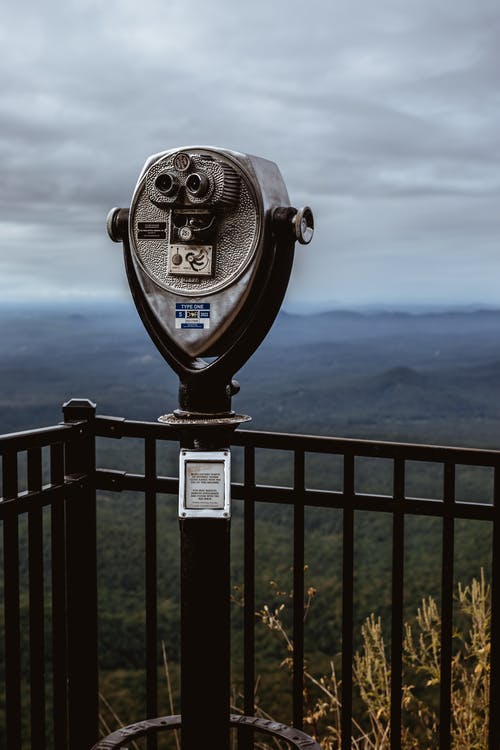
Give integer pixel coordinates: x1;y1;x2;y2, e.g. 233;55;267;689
179;450;231;518
185;461;225;509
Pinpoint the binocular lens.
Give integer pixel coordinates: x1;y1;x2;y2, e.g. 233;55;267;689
186;172;209;198
186;174;201;192
155;172;178;196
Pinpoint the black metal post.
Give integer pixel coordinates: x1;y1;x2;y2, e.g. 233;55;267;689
179;427;233;750
3;451;21;750
63;399;99;750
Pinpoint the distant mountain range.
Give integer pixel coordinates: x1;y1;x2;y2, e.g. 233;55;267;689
1;304;500;446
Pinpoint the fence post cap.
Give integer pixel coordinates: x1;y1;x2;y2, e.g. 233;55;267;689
62;398;97;422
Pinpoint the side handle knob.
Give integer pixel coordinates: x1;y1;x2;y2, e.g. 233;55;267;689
272;206;314;245
106;207;130;243
293;206;314;245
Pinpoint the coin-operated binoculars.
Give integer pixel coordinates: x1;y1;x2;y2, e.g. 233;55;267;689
107;145;313;422
100;147;317;750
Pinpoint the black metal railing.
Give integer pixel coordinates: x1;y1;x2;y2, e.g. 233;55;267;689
1;401;500;749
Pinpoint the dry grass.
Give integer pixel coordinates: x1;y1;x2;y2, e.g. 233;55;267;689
98;572;491;748
251;570;491;749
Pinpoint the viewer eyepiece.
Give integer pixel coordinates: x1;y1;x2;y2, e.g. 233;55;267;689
155;171;178;196
186;172;210;198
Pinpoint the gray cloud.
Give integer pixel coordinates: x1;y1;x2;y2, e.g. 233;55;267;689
0;0;499;308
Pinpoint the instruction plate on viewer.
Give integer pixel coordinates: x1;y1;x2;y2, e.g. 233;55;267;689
179;450;231;519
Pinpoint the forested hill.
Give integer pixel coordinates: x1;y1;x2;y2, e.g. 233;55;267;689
1;304;500;447
2;303;499;731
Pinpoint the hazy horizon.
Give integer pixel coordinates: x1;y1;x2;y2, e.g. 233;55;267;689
2;296;500;316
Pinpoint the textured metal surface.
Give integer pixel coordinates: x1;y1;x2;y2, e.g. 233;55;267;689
91;714;322;749
158;412;251;426
121;145;293;363
130;149;260;295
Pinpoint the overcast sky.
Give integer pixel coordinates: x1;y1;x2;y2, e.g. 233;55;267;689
1;0;499;311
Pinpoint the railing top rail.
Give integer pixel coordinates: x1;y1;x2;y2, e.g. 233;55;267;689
2;412;499;466
94;414;181;441
232;430;500;465
0;422;81;453
94;414;500;466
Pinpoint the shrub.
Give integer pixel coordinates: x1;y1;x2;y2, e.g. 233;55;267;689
250;571;491;749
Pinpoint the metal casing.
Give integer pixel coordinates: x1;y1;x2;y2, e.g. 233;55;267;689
127;146;290;358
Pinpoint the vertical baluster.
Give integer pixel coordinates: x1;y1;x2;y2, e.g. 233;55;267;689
28;446;45;750
3;451;22;749
239;445;255;750
341;453;354;750
439;462;455;750
63;399;98;750
145;437;158;750
293;450;305;730
50;442;68;750
489;466;500;749
243;445;256;716
390;458;405;750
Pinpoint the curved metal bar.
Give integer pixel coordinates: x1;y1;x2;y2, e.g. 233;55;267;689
123;225;294;384
122;216;295;414
91;714;322;749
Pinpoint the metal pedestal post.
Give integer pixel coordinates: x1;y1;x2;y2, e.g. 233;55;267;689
180;516;230;749
177;424;237;750
91;416;323;750
102;144;314;750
